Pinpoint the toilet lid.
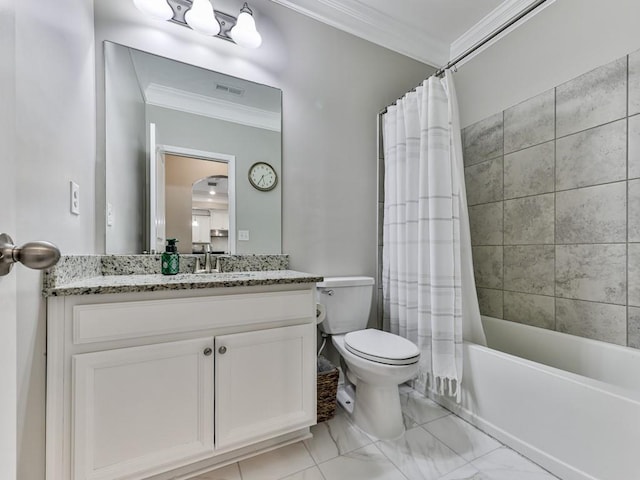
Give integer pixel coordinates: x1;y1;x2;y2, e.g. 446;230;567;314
344;329;420;366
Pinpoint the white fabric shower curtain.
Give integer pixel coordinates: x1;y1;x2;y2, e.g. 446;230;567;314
382;71;486;399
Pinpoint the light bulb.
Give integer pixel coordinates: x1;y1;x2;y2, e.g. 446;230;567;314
230;3;262;48
133;0;174;21
185;0;221;36
209;189;216;195
192;218;199;227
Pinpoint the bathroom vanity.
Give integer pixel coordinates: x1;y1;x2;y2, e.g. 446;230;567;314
44;258;322;480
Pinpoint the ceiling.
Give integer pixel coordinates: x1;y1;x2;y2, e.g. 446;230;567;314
268;0;546;67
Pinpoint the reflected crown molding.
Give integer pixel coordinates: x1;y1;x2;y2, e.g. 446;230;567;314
145;83;282;132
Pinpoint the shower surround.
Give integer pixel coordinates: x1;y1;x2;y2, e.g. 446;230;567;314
464;48;640;350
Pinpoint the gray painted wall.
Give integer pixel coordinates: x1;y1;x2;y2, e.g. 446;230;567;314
464;50;640;349
455;0;640;128
147;104;282;255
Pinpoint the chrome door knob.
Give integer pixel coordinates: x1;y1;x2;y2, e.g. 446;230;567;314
0;233;61;277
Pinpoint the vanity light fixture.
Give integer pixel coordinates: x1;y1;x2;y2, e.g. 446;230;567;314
133;0;263;48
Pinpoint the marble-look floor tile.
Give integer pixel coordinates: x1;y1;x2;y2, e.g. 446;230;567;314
504;141;554;199
555;244;626;304
239;442;315;480
503;292;555;330
463;112;504;166
472;246;503;289
303;411;372;464
317;444;406;480
469;202;503;245
504;194;554;245
376;426;467;480
280;466;325;480
465;157;504;206
503;245;554;296
476;288;503;319
555;119;626;190
400;390;451;425
192;463;242;480
422;415;501;462
504;89;555;154
471;447;558;479
556;182;626;244
439;464;490;480
556;298;627;345
556;56;627;137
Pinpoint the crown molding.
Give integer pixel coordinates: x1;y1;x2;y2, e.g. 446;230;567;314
144;84;281;132
450;0;556;66
269;0;446;67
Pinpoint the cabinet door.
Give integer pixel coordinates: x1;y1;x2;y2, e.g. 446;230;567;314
73;338;214;480
215;323;316;450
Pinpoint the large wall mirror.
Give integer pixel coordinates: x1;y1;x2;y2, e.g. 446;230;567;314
104;41;282;255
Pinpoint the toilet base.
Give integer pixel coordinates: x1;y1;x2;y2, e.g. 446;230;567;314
337;382;405;440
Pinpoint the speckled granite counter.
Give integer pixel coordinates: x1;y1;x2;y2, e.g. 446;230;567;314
43;270;324;297
43;254;322;297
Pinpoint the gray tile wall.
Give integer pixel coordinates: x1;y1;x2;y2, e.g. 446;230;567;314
464;50;640;349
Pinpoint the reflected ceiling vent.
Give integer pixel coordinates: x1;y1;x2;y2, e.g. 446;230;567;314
215;83;245;96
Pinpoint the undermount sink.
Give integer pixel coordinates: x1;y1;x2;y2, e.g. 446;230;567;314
190;271;256;277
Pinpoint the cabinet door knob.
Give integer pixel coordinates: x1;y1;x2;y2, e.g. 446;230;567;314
218;346;227;354
203;347;213;356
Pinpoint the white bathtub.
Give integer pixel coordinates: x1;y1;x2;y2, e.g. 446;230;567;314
431;316;640;480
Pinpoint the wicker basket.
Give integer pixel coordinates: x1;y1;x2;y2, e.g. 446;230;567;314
317;356;339;423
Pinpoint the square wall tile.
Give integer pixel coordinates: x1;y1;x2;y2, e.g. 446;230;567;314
630;49;640;116
556;182;626;244
556;120;627;190
556;298;627;345
556;244;626;304
472;246;503;289
469;202;503;245
462;112;504;166
627;243;640;307
477;288;503;318
504;245;554;295
629;115;640;179
504;194;554;245
504;89;555;154
628;307;640;349
465;157;503;206
629;180;640;242
503;291;555;329
556;56;627;137
504;141;554;199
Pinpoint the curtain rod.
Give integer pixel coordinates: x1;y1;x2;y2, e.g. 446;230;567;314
379;0;549;116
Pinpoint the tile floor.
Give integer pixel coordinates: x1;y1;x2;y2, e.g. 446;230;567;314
193;386;558;480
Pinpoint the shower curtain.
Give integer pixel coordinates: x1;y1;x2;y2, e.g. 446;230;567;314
382;71;486;400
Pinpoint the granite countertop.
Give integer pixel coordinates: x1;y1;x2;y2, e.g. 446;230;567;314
44;270;324;297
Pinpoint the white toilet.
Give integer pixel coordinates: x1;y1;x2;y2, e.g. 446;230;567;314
317;276;420;439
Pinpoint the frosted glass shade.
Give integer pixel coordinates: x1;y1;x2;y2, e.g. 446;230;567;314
185;0;221;36
133;0;173;21
230;11;262;48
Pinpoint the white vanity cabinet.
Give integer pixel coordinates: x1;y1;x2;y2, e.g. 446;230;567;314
46;284;317;480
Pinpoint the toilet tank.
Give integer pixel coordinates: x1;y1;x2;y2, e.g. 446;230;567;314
317;276;375;334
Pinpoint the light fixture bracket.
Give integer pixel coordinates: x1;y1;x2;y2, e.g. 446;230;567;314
166;0;237;42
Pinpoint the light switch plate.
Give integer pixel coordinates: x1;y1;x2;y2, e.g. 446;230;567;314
238;230;250;241
70;181;80;215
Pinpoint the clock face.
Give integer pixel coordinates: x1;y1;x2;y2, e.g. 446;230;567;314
248;162;278;191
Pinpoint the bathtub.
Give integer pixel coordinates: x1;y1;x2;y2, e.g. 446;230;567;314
430;316;640;480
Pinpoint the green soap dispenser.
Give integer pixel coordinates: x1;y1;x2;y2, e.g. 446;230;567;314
161;238;180;275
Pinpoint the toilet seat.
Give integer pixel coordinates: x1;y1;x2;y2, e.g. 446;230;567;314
344;329;420;366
